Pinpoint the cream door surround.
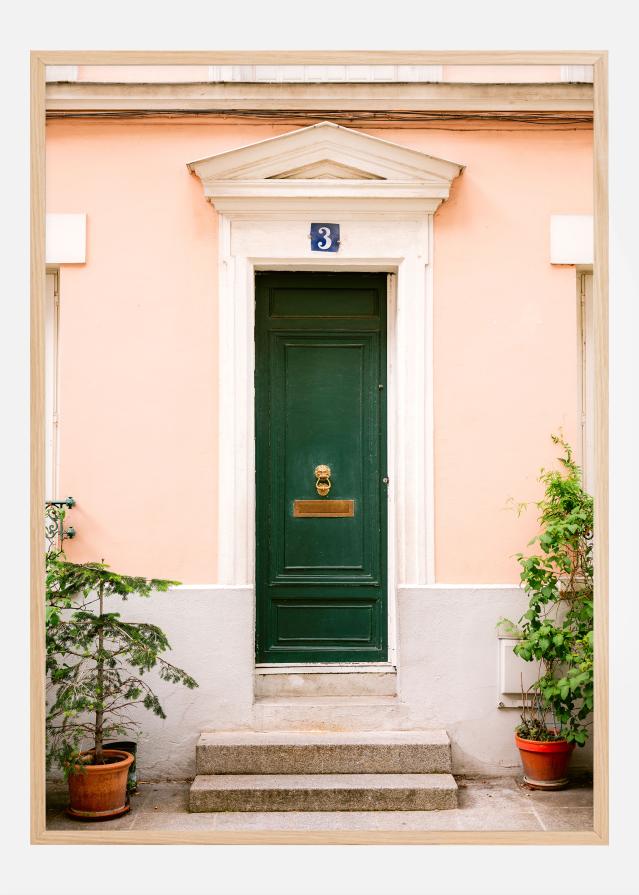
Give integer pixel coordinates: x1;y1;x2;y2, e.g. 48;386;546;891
188;122;464;589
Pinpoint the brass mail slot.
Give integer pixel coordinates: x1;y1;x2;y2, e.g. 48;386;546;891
293;499;355;518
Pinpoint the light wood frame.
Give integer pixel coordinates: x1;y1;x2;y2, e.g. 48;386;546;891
31;50;608;846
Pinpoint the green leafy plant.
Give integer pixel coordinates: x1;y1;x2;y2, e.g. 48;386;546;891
46;553;198;775
499;434;593;746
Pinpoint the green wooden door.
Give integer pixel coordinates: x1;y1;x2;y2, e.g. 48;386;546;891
255;272;387;663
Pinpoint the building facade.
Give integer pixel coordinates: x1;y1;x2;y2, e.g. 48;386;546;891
45;66;594;778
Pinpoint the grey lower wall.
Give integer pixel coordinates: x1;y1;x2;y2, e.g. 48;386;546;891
110;586;256;780
48;584;592;780
396;587;593;775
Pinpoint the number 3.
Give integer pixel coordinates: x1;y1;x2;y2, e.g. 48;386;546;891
317;226;332;250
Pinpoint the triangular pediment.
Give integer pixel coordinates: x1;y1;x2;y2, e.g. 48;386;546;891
269;159;384;181
187;121;464;212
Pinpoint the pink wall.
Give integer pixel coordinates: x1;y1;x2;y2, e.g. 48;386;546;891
46;120;592;583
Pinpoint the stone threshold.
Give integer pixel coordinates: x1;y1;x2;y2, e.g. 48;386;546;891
255;662;396;673
254;663;397;698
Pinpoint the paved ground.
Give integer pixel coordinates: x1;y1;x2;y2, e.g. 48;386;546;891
46;774;593;832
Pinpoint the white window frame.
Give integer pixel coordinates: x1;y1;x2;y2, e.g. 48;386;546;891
45;270;60;500
578;270;595;494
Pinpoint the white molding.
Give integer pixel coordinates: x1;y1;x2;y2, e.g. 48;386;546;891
386;272;397;660
45;213;86;264
187;124;464;662
402;584;521;590
170;584;254;593
188;122;464;210
170;583;522;591
45;272;59;500
425;218;435;582
550;214;593;265
46;81;593;117
255;663;396;673
207;64;443;83
579;271;595;494
560;65;593;83
46;65;78;82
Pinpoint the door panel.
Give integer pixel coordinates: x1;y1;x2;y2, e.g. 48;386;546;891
255;273;387;662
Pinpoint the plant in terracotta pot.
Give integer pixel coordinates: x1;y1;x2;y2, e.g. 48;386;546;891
500;434;593;790
46;555;198;819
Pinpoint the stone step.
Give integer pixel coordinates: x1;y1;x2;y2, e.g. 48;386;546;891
196;730;452;775
254;665;397;698
189;773;458;812
251;695;410;731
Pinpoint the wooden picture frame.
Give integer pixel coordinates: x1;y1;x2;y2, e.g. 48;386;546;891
30;50;608;845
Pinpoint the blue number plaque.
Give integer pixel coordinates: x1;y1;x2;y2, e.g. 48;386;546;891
310;223;340;252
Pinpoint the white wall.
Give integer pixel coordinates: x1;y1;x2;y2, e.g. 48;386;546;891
73;584;592;779
103;587;255;780
398;587;592;775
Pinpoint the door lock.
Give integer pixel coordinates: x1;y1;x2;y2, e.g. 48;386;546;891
314;465;332;496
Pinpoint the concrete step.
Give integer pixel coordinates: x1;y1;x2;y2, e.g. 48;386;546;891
196;730;452;775
189;773;458;812
251;696;410;731
255;665;397;698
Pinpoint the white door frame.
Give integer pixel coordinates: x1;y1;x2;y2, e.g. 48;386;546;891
216;214;436;665
187;123;464;664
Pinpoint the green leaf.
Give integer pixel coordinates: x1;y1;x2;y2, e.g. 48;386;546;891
500;435;593;748
45;554;197;773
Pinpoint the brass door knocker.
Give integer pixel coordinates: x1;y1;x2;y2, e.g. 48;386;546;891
314;465;332;496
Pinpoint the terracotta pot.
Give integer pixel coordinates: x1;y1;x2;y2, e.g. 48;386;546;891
515;734;575;790
104;740;138;792
67;749;134;820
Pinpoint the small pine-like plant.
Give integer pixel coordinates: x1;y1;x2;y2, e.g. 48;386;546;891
499;434;593;746
46;554;198;775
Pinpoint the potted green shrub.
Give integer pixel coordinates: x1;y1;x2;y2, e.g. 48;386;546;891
499;435;593;790
46;555;198;819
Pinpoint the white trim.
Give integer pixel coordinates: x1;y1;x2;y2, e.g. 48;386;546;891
188;123;463;661
255;663;396;674
170;584;254;591
425;217;435;582
45;65;78;82
46;81;592;117
187;121;464;207
550;214;593;265
170;582;522;591
560;65;593;83
207;64;444;83
45;271;60;500
579;271;595;494
216;251;437;592
386;272;397;663
399;583;522;590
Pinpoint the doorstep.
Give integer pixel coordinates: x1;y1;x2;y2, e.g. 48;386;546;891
254;662;397;698
45;775;594;833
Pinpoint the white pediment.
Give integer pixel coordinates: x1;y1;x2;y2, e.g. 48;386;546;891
187;121;464;213
269;159;383;181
